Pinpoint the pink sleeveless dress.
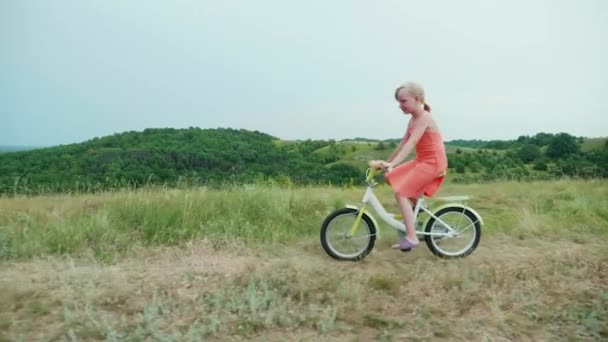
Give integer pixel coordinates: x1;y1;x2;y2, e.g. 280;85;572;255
385;126;448;198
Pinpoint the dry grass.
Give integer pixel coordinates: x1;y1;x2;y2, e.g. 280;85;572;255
0;180;607;340
1;238;606;341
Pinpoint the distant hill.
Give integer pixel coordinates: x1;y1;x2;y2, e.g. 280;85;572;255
1;129;606;194
0;145;40;153
446;136;608;151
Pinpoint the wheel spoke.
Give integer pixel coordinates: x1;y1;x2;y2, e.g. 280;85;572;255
346;234;374;240
456;222;475;235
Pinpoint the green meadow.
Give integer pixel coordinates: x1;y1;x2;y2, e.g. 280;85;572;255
1;179;607;340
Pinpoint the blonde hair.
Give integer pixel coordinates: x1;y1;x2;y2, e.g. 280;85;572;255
394;82;431;112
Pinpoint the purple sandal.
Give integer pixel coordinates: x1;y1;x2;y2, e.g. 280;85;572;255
392;238;420;251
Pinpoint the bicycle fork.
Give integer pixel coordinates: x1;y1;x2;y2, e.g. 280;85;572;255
348;187;395;237
348;203;368;237
347;186;374;237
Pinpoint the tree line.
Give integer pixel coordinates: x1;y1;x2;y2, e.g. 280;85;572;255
0;128;606;195
446;132;608;180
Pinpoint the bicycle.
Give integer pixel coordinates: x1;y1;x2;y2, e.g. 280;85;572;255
320;166;483;260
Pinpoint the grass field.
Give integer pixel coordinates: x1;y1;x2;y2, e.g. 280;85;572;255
1;180;607;340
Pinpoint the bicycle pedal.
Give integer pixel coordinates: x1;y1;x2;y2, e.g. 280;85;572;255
400;248;412;253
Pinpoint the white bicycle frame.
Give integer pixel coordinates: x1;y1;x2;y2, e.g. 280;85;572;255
346;168;482;239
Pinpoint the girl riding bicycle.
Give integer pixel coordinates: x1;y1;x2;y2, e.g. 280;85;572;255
370;82;448;251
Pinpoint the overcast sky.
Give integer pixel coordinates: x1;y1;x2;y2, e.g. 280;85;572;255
1;0;607;146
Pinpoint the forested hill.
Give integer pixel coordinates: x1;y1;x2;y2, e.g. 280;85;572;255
0;128;361;194
1;128;607;194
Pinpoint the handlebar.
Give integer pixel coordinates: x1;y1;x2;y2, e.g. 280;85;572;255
365;163;393;185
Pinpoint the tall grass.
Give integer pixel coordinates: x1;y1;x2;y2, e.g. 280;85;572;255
0;184;346;261
1;179;607;262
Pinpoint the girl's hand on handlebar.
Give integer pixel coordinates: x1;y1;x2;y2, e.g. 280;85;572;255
368;160;392;171
368;160;382;169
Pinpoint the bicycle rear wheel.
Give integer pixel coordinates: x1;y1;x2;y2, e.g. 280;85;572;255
320;207;376;261
424;206;481;258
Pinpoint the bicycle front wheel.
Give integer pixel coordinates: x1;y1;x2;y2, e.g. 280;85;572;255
320;207;377;261
424;206;481;258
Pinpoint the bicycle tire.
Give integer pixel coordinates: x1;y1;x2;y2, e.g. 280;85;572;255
424;206;481;258
320;207;377;261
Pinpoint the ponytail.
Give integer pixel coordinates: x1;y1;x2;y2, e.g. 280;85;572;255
423;101;431;112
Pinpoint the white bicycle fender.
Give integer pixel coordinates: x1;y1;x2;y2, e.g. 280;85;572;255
426;203;484;227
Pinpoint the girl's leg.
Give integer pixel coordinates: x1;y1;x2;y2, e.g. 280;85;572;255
395;194;419;243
